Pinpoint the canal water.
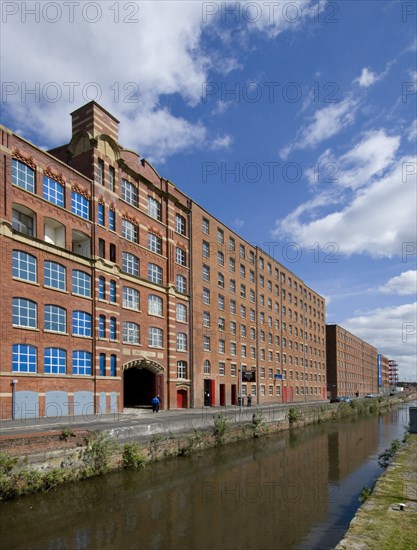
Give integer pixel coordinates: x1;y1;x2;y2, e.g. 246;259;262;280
0;401;414;550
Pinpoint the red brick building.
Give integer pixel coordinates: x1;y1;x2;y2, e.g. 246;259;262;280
326;324;378;398
0;102;326;419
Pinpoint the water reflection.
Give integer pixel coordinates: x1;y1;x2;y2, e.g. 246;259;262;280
0;402;413;550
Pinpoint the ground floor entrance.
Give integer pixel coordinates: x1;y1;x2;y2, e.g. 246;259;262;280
123;359;164;409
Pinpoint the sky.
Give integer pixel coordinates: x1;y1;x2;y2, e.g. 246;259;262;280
1;0;416;381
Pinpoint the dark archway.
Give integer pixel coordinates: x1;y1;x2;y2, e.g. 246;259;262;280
123;359;164;409
124;368;154;408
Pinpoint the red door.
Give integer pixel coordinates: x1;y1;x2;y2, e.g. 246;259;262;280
231;384;237;405
176;390;187;408
290;387;294;402
210;380;216;406
283;386;287;403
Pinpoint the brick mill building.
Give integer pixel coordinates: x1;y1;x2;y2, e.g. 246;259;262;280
0;101;327;420
325;324;380;398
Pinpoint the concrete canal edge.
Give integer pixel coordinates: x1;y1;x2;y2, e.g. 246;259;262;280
334;433;417;550
0;395;415;503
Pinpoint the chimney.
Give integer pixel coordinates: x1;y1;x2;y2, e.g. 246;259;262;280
70;101;119;142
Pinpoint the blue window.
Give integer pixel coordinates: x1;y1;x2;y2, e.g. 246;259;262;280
148;263;162;284
109;317;117;340
44;348;66;374
44;261;66;290
98;203;105;226
12;298;37;328
110;354;117;376
109;280;116;303
12;344;37;372
72;351;91;375
71;191;90;220
44;305;66;333
12;251;37;282
12;159;35;192
99;314;106;338
122;252;139;276
121;179;138;207
72;311;92;337
109;209;116;231
99;353;106;376
98;276;106;299
43;176;64;207
72;270;91;297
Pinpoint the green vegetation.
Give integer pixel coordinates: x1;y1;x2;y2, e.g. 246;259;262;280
251;410;269;438
288;407;302;425
59;428;75;441
80;432;117;476
213;413;229;444
378;439;401;468
122;442;146;469
359;485;372;503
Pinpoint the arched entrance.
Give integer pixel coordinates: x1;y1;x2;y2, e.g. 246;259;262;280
123;359;164;409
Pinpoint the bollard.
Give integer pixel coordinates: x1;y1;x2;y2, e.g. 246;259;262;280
409;407;417;434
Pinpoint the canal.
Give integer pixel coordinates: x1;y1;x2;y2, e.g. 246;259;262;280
0;401;414;550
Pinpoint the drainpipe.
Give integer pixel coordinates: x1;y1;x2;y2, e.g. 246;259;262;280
188;199;194;408
11;379;18;420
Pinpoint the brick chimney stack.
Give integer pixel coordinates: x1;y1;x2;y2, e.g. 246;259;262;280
70;101;119;142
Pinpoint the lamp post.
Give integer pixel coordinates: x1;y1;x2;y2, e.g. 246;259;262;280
11;379;18;420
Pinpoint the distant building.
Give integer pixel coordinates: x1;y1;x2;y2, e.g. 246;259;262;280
326;325;378;398
389;360;399;387
378;354;391;394
0;101;327;420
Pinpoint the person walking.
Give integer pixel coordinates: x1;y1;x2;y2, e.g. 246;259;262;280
151;395;160;413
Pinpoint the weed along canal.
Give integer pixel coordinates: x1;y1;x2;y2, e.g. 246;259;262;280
0;401;414;550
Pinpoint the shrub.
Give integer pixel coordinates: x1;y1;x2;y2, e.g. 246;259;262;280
122;443;146;469
378;439;401;468
80;432;117;477
251;410;269;438
359;486;372;503
288;407;302;425
213;413;229;444
59;428;76;441
0;452;19;475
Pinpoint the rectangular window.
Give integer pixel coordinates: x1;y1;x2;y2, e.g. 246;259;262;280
122;179;138;207
218;251;224;266
229;237;235;251
148;196;161;220
218;294;225;310
109;209;116;231
109;166;115;191
148;294;163;316
122;252;139;276
12;298;37;328
176;247;186;266
202;218;209;234
219;362;225;376
203;288;210;304
98;203;105;226
202;241;210;258
44;347;66;374
99;353;106;376
72;311;92;337
43;176;64;207
12;344;37;373
176;214;186;235
176;275;187;294
177;361;187;379
217;228;224;244
176;303;187;322
109;317;117;340
148;327;163;348
148;263;163;284
72;270;91;297
44;261;66;290
123;286;140;310
177;332;187;351
12;159;35;192
123;321;140;344
71;191;90;220
148;233;162;254
72;351;91;375
230;257;235;272
109;280;116;302
12;208;34;236
203;264;210;281
122;219;138;243
13;251;37;282
110;354;117;376
44;305;66;333
97;159;104;185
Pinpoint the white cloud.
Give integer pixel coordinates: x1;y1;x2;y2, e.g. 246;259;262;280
379;271;417;296
232;218;245;229
273;134;417;257
407;119;417;142
354;67;378;88
210;134;233;150
280;98;358;158
342;302;417;382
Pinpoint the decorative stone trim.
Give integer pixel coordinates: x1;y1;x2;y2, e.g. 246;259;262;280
44;165;66;185
12;148;36;170
149;226;162;238
123;212;138;225
71;184;91;200
98;196;105;206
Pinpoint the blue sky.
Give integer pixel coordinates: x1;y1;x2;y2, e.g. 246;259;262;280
2;1;416;380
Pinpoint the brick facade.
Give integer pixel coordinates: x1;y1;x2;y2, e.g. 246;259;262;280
0;101;326;420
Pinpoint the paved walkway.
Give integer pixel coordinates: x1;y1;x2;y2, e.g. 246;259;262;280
0;400;328;437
